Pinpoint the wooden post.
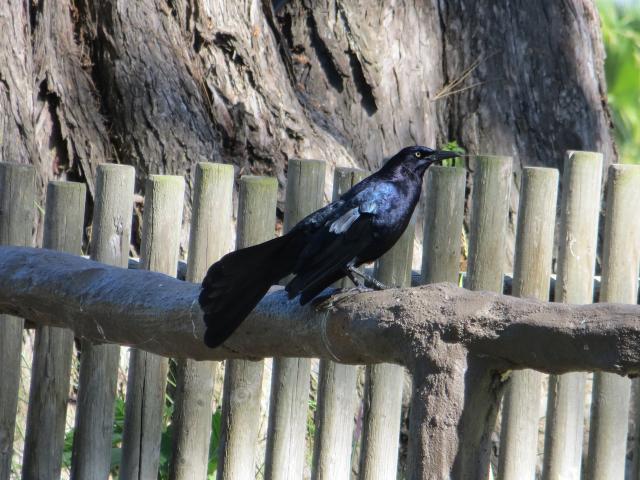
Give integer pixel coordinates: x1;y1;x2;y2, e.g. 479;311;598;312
358;220;414;480
312;167;365;480
217;175;278;480
463;155;511;477
71;164;135;480
585;164;640;479
0;163;35;479
407;165;465;479
22;181;86;480
465;156;512;293
120;175;185;479
170;163;234;480
410;156;512;478
421;166;467;284
542;151;603;480
498;168;558;480
266;159;325;480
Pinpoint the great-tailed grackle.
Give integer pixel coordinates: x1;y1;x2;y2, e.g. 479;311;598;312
199;146;459;348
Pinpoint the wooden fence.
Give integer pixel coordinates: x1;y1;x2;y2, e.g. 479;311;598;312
0;152;639;480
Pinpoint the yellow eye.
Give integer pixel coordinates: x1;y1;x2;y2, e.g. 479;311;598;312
415;151;422;158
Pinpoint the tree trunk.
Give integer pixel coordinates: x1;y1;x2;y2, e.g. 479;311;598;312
280;0;616;265
2;0;613;252
436;0;616;265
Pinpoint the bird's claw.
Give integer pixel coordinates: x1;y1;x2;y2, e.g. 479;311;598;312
346;265;389;291
342;285;374;295
312;285;374;311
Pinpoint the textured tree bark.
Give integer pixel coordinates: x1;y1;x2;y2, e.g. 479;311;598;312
1;0;111;197
436;0;616;264
280;0;615;262
0;0;36;168
279;0;444;167
0;0;614;257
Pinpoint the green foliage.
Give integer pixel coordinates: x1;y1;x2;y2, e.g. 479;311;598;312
440;140;466;168
307;398;317;439
440;140;466;156
598;0;640;163
207;407;223;479
63;394;223;479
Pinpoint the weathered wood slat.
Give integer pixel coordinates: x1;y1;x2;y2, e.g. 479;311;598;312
465;155;512;292
120;175;184;480
415;165;466;479
0;163;35;479
421;166;467;284
71;164;135;480
22;181;86;480
217;176;278;480
170;163;234;480
586;164;640;479
498;167;558;480
542;151;603;480
312;167;365;480
266;159;325;480
461;155;511;477
359;221;414;480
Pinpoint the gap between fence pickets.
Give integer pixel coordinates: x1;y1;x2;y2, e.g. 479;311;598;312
3;246;640;478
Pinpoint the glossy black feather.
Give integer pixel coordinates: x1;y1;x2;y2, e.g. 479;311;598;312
287;214;374;303
199;145;459;347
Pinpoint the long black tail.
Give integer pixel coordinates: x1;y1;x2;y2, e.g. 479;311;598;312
199;232;302;348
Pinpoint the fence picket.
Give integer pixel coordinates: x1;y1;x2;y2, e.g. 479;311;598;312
421;166;467;285
0;163;35;479
217;175;278;480
498;167;558;480
465;156;512;293
22;181;86;480
586;164;640;479
170;163;234;480
71;164;135;480
312;167;365;480
266;159;325;480
359;221;414;480
542;151;603;480
465;155;512;474
120;175;184;479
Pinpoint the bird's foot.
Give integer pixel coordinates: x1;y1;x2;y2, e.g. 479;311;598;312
311;285;373;310
342;285;374;295
310;288;342;308
346;266;389;291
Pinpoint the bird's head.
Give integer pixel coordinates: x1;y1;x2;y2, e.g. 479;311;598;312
386;146;460;177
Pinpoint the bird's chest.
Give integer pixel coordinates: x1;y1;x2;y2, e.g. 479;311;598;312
370;183;419;233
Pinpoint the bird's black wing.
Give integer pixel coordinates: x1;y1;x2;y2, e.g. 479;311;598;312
285;200;377;304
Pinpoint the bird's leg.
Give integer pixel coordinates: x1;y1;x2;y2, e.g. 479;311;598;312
346;268;364;288
347;265;389;291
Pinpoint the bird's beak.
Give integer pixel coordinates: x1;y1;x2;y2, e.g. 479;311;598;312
434;150;461;162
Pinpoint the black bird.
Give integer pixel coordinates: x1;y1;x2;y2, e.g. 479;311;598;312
199;146;459;348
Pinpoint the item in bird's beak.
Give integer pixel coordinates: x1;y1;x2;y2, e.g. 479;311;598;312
435;150;461;161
